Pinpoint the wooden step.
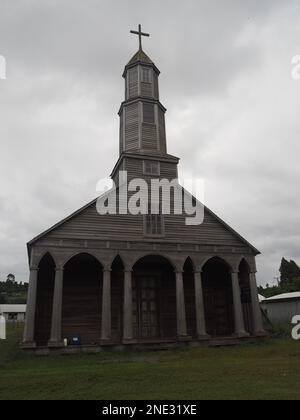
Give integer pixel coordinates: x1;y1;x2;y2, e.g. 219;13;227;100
208;338;241;347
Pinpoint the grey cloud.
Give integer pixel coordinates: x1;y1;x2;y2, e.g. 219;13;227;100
0;0;299;286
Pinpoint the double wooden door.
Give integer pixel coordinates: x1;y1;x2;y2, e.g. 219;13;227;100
204;288;234;337
133;275;160;339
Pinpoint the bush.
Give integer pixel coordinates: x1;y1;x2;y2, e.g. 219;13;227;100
268;323;293;339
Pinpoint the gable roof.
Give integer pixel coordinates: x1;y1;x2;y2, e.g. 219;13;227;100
27;187;260;257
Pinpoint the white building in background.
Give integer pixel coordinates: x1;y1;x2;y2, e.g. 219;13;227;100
0;305;26;322
0;315;5;339
261;292;300;324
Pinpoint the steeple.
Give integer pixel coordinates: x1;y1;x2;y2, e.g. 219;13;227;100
118;25;167;156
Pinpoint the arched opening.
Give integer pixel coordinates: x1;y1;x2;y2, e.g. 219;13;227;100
239;259;253;334
183;257;196;338
111;256;124;342
202;257;234;337
132;255;176;340
34;253;55;346
62;253;103;345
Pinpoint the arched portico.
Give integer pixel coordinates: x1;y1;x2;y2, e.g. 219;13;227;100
183;258;196;338
131;252;177;272
61;253;103;345
34;253;56;346
110;256;125;342
23;246;265;350
61;250;104;269
202;257;235;337
131;255;177;340
239;259;253;334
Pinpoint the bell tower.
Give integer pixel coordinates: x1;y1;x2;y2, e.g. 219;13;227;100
118;25;167;155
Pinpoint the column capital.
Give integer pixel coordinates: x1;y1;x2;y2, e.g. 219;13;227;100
55;267;64;272
250;271;257;275
194;270;203;274
124;269;133;273
103;268;112;273
29;266;39;272
174;269;183;274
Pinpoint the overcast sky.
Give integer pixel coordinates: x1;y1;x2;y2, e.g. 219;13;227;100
0;0;300;286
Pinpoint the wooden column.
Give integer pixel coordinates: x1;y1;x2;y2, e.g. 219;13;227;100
23;267;38;346
231;271;249;338
194;271;209;339
123;270;134;343
101;269;112;342
175;270;188;339
249;272;265;336
48;268;64;347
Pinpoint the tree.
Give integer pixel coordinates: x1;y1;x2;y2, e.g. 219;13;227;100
6;273;16;283
279;258;300;285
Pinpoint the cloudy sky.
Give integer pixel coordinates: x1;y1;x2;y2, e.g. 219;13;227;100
0;0;300;286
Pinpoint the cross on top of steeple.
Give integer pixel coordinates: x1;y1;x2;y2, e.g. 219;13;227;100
130;24;150;51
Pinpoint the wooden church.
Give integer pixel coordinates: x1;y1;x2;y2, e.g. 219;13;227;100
22;26;265;351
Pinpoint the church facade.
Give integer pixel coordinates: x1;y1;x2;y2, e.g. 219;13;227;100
22;27;265;351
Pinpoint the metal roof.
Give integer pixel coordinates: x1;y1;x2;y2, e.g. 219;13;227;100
0;304;26;313
263;292;300;302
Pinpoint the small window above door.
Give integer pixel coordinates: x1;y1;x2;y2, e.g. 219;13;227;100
143;160;160;176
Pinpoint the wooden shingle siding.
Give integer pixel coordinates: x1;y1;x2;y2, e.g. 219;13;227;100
125;103;139;151
119;114;124;154
141;82;152;98
43;197;246;248
46;203;144;241
158;109;166;153
124;157;178;181
142;123;158;150
153;74;159;100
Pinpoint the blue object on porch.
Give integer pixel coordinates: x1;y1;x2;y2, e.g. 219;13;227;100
71;336;81;346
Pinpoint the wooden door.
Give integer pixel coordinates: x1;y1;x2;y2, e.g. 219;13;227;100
204;288;233;337
133;276;159;339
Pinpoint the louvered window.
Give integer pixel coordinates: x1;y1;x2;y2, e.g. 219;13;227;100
143;103;155;124
142;67;151;83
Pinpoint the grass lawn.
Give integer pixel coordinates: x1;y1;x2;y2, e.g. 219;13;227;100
0;324;300;400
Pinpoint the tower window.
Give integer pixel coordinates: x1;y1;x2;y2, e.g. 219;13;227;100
142;67;151;83
143;103;155;124
143;160;160;176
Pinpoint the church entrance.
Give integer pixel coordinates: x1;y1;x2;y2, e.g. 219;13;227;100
133;275;159;339
202;257;235;337
132;255;177;341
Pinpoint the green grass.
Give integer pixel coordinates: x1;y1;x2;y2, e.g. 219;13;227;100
0;325;300;400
